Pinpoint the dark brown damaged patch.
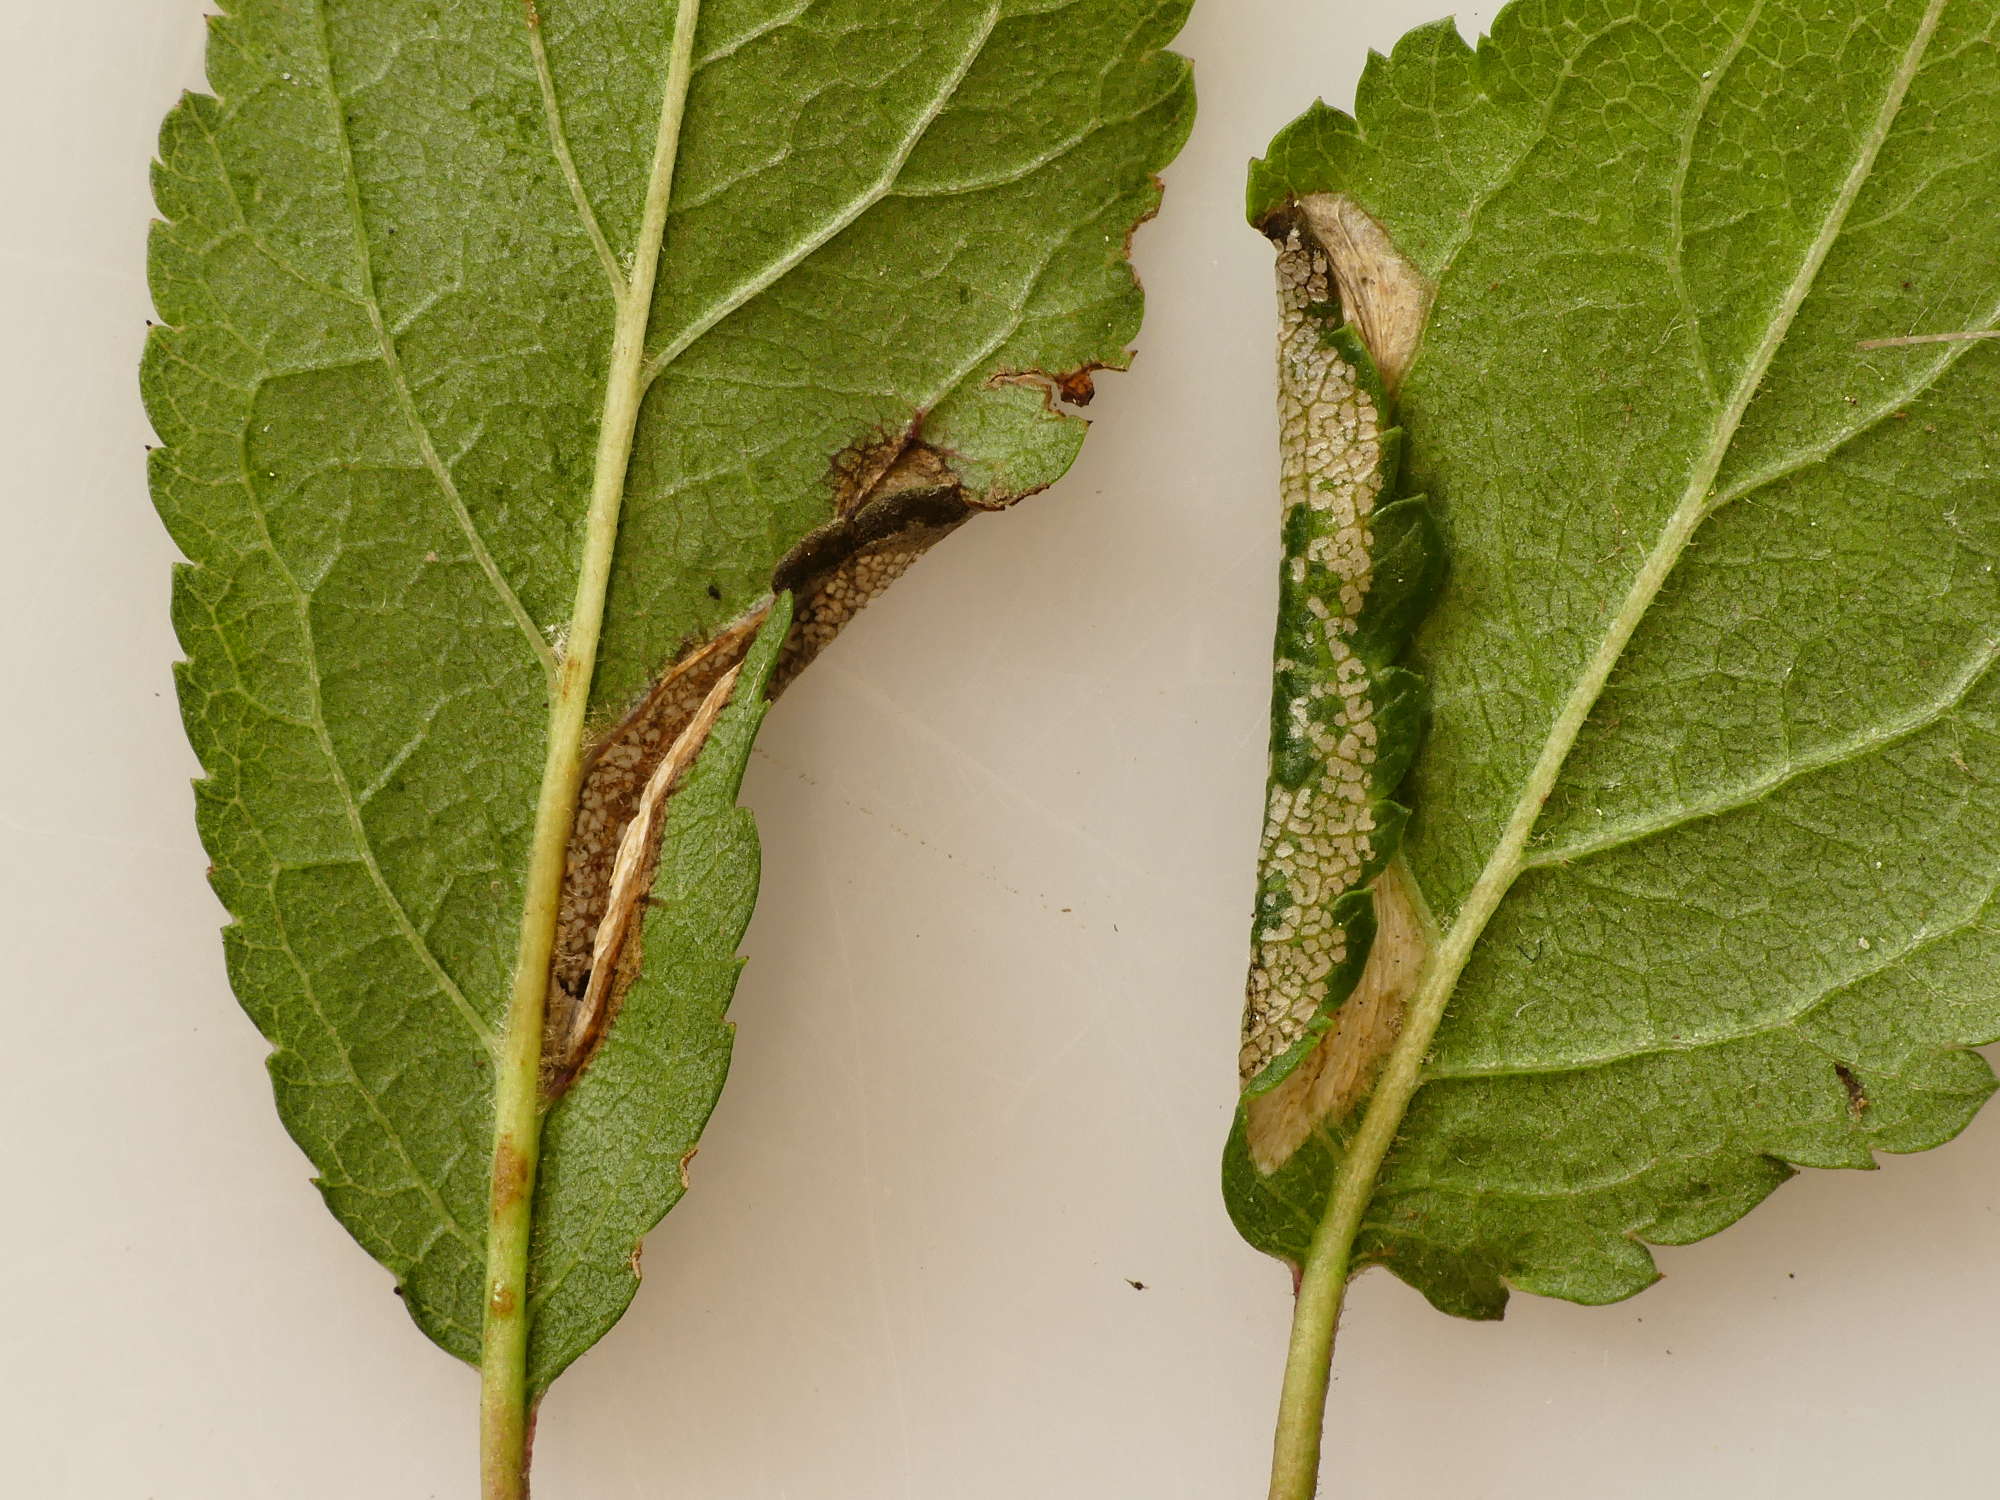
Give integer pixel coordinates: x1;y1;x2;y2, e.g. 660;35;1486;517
990;362;1105;411
1834;1062;1869;1119
773;419;987;690
541;415;1053;1095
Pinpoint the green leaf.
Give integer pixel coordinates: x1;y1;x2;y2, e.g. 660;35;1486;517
1228;0;2000;1490
143;0;1191;1479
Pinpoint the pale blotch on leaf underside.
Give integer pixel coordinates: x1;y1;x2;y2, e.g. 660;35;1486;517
1241;203;1435;1170
1240;233;1388;1083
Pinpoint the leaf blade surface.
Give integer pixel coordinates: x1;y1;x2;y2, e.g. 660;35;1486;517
1231;0;2000;1323
145;0;1193;1399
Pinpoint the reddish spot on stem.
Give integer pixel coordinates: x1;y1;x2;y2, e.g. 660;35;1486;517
492;1138;531;1212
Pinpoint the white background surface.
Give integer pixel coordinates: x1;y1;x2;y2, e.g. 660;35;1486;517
8;3;2000;1497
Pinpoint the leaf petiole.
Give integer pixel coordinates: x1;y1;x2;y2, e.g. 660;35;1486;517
1265;1198;1354;1500
1265;857;1444;1500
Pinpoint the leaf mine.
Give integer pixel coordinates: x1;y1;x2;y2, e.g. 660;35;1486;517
1238;213;1440;1168
549;656;749;1093
1286;194;1433;393
546;422;1010;1092
1247;862;1428;1172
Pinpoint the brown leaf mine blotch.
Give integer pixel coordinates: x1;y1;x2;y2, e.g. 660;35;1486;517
773;425;979;687
544;415;1045;1094
544;615;767;1095
553;663;746;1087
1834;1062;1869;1119
1289;193;1433;393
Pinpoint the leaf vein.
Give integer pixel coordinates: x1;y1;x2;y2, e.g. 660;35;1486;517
306;0;560;688
1421;15;1642;295
268;912;482;1254
524;7;627;299
1662;0;1765;408
694;0;819;67
1711;289;2000;513
638;1;1004;389
1430;882;1998;1084
1526;635;2000;868
226;422;501;1053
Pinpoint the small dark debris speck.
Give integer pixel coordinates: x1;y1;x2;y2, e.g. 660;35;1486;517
1125;1278;1147;1291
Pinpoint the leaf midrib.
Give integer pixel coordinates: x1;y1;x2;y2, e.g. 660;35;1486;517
481;0;706;1465
1302;0;1951;1287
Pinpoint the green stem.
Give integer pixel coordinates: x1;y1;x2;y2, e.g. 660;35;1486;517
1266;1204;1354;1500
479;4;703;1495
